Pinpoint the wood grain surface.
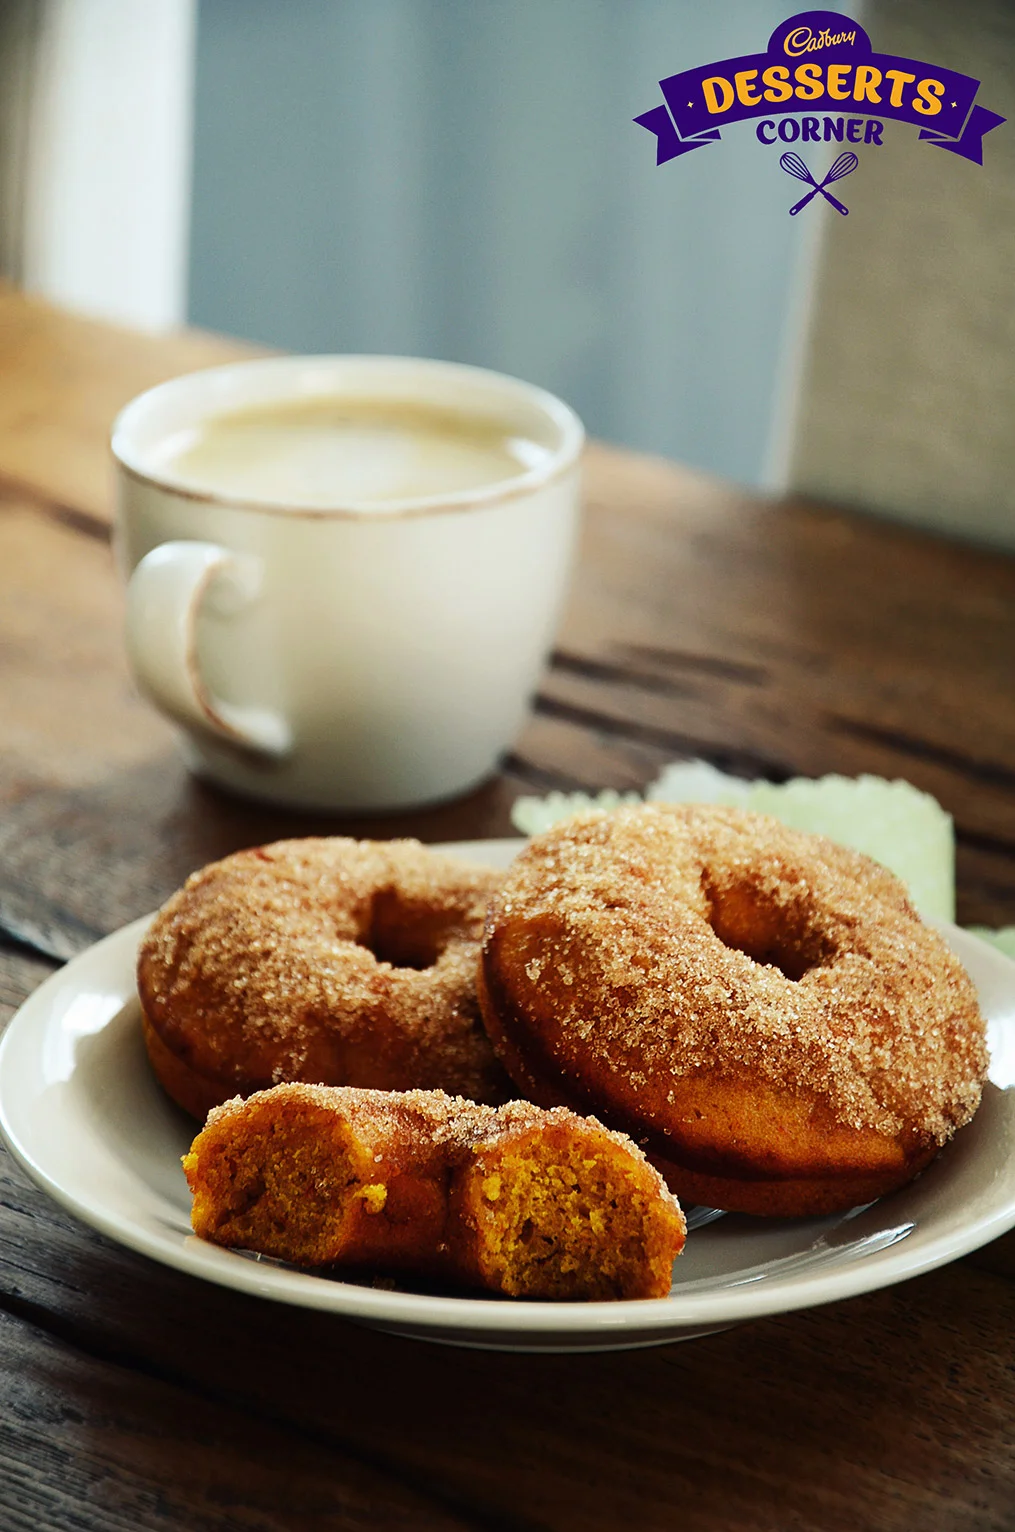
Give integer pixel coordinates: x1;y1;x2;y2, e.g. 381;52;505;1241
1;289;1013;1530
0;284;259;527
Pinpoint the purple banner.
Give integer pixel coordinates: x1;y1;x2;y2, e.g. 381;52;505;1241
636;10;1004;166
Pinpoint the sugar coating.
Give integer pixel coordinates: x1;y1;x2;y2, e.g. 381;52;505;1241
205;1080;680;1172
138;837;507;1103
484;805;988;1142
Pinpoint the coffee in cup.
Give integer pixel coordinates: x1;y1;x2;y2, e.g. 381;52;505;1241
159;395;554;507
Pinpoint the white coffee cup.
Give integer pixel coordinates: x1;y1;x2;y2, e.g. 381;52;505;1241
112;355;583;811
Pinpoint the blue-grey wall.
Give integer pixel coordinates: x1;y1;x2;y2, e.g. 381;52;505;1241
188;1;807;486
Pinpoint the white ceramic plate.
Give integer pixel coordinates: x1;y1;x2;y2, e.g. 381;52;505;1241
1;838;1014;1353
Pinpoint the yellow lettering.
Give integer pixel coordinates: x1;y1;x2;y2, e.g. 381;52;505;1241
853;65;882;104
826;64;851;100
762;65;793;104
734;69;761;107
702;76;735;115
883;69;916;108
793;63;824;101
784;27;812;58
913;78;945;116
785;24;858;58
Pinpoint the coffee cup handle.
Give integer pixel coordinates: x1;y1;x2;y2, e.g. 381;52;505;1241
124;540;292;757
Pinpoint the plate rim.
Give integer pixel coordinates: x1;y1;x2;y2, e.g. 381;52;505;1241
1;837;1014;1341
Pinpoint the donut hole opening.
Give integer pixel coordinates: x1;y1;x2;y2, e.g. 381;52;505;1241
705;882;830;982
359;888;444;970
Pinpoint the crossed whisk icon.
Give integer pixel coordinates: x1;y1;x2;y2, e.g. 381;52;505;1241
779;151;858;215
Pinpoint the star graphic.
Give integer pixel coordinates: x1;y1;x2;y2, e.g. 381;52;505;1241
687;100;694;107
950;100;957;107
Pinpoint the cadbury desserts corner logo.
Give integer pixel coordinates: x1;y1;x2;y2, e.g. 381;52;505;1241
636;9;1004;215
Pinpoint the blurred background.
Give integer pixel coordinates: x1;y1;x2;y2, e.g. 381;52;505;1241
1;0;1013;539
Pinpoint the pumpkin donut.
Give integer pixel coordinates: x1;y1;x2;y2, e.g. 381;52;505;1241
138;837;511;1117
185;1083;687;1300
478;805;988;1216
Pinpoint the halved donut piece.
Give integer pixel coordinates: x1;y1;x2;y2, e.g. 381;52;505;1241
185;1083;687;1299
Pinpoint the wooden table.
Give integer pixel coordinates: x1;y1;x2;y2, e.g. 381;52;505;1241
1;286;1013;1531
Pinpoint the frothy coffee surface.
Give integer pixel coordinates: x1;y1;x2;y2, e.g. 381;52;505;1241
159;397;551;508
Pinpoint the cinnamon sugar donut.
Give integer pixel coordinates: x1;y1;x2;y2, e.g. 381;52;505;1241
479;805;988;1217
185;1083;686;1299
138;837;510;1117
